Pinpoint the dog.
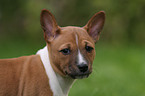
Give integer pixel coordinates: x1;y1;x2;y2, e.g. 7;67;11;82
0;9;105;96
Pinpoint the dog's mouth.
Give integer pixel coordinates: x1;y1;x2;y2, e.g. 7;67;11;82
65;71;91;79
70;73;90;79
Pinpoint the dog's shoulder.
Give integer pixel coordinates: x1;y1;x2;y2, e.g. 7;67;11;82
0;55;53;96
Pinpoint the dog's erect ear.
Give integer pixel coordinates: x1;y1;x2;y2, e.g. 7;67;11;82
40;9;60;43
84;11;105;43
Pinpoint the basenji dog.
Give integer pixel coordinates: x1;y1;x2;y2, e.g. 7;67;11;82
0;9;105;96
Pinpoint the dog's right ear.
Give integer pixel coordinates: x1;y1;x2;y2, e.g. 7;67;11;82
40;9;60;43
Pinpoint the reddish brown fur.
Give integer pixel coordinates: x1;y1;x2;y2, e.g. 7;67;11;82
0;55;53;96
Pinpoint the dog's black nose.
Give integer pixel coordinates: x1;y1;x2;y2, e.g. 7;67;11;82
77;63;88;73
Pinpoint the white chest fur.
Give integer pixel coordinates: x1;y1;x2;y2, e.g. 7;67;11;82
37;46;75;96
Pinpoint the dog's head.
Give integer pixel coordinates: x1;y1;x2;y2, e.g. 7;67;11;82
40;9;105;79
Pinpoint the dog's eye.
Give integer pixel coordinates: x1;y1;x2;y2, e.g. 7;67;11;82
85;46;93;52
59;48;71;55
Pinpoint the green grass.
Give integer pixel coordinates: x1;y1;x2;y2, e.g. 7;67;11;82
70;44;145;96
0;41;145;96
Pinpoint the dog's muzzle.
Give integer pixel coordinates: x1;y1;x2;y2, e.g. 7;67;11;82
65;63;92;79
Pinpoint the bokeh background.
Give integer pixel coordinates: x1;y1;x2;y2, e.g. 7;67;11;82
0;0;145;96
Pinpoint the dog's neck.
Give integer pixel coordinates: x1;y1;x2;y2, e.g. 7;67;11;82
37;46;75;96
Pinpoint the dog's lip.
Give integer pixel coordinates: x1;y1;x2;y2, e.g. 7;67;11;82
71;74;90;79
64;68;92;79
65;71;91;79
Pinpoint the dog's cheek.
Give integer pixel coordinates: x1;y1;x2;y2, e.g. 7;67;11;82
63;56;77;74
88;50;96;63
59;56;70;73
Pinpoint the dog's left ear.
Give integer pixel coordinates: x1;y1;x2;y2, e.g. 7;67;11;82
84;11;105;43
40;9;60;43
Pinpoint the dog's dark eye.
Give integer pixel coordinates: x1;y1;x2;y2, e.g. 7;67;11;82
59;48;71;55
85;46;93;52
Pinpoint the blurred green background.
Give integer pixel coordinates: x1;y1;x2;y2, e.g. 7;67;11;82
0;0;145;96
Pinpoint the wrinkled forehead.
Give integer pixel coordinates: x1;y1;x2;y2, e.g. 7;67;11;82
52;26;94;47
61;26;94;42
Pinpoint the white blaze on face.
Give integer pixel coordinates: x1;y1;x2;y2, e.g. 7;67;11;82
75;34;87;64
